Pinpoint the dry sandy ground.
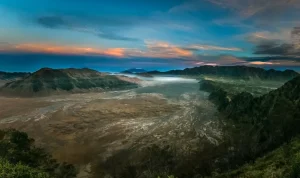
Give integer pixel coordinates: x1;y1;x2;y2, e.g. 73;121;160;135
0;84;220;177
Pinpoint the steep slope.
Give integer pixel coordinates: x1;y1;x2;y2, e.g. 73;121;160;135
213;137;300;178
205;75;300;173
224;75;300;141
0;68;137;96
149;66;299;80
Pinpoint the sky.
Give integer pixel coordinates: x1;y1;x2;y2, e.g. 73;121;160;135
0;0;300;72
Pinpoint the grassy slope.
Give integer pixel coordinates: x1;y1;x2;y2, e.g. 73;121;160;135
213;137;300;178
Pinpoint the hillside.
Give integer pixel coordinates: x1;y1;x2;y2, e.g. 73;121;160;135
0;68;138;96
213;137;300;178
148;66;299;80
203;75;300;176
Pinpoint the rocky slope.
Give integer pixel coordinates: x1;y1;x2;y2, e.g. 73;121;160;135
0;68;137;96
225;76;300;150
203;75;300;175
149;66;299;80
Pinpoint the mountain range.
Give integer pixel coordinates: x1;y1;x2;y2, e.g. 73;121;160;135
121;68;148;74
0;68;138;96
148;65;299;80
0;71;30;80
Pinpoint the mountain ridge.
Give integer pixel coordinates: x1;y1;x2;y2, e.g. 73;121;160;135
0;71;30;80
121;68;147;74
0;68;138;96
148;65;299;80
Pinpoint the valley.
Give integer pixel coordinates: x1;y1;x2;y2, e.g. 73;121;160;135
0;76;219;177
0;67;298;178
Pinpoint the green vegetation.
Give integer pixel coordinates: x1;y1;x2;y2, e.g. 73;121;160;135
213;137;300;178
0;129;77;178
0;159;50;178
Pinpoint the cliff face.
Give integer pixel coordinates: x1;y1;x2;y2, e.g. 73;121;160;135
0;68;137;96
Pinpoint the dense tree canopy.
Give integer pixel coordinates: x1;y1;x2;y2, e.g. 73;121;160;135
0;129;77;178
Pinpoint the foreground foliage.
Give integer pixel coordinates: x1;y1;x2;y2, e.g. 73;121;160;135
0;129;77;178
0;158;50;178
213;137;300;178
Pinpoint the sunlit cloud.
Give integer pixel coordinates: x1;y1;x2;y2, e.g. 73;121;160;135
247;30;292;44
0;43;125;57
248;61;278;65
125;41;193;59
248;60;300;66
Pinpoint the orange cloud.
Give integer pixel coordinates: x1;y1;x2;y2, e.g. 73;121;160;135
126;41;193;58
248;61;279;65
1;43;125;57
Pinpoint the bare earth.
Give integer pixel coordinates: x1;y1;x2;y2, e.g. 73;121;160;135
0;78;220;177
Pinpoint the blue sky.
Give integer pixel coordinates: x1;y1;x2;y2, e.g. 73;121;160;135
0;0;300;72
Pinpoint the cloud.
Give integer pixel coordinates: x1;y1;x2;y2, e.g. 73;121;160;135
247;30;292;44
207;0;300;18
187;44;242;51
190;55;247;66
97;32;139;41
0;40;245;60
186;54;300;67
247;59;300;66
247;27;300;56
36;15;139;41
248;61;279;65
125;41;242;59
168;0;203;13
292;27;300;42
37;16;68;29
0;43;125;57
205;0;300;29
254;42;300;56
126;41;193;59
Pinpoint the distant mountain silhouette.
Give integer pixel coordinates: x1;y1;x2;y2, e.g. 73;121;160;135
0;71;30;80
121;68;147;74
148;66;299;80
0;68;137;96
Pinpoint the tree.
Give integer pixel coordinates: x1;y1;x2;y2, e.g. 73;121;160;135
0;129;77;178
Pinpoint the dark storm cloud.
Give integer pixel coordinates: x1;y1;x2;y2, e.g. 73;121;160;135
37;16;68;28
254;42;299;56
244;56;300;62
292;27;300;41
251;26;300;56
292;27;300;35
36;15;140;41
